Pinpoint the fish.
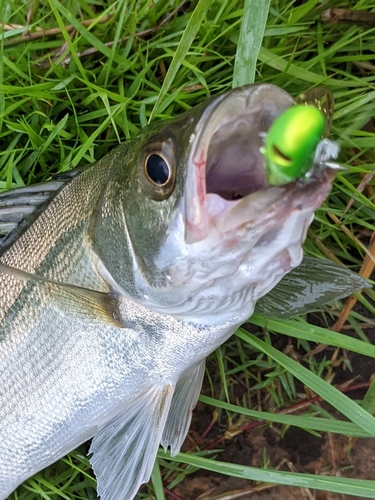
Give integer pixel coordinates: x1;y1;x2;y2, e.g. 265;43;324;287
0;83;339;500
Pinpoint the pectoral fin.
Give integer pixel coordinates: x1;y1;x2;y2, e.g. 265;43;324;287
89;383;175;500
0;263;124;328
161;360;206;456
256;255;370;318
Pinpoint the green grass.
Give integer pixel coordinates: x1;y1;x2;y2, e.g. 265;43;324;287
1;0;375;498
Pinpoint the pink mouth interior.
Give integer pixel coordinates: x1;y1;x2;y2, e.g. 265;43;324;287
205;111;271;201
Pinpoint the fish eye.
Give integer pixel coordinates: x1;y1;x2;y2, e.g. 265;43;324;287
139;139;176;201
144;154;171;186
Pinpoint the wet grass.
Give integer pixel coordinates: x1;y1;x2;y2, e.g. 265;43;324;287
1;0;375;498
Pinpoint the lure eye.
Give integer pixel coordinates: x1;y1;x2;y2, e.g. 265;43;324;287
271;145;292;165
144;154;171;185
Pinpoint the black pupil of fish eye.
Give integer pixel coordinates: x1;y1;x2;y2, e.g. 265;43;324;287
145;154;170;185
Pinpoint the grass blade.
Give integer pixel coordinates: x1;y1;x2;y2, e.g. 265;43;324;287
151;460;166;500
159;451;375;498
249;314;375;358
149;0;212;120
233;0;271;87
199;395;372;437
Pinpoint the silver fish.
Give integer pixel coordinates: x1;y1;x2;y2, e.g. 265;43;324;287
0;83;336;500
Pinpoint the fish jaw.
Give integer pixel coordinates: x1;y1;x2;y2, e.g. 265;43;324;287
145;84;336;320
183;83;333;243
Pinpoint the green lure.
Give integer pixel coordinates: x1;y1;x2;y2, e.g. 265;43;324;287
263;105;325;186
262;87;336;186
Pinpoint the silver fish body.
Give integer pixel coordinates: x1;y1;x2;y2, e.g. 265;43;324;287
0;84;335;499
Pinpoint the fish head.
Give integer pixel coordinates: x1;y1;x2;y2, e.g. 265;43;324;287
94;84;336;323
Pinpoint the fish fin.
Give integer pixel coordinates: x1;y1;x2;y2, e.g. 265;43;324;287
0;263;124;328
89;383;175;500
161;360;206;456
0;181;65;250
256;255;370;319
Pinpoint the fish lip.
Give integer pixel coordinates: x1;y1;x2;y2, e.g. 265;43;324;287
217;166;336;235
183;84;335;244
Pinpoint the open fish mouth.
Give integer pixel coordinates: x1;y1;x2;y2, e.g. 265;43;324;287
184;84;336;244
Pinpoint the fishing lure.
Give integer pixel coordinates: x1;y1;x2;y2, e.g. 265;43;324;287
262;88;339;186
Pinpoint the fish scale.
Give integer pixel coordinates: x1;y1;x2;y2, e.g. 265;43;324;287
0;83;344;500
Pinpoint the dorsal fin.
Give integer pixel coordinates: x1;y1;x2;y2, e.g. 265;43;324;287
0;180;69;253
